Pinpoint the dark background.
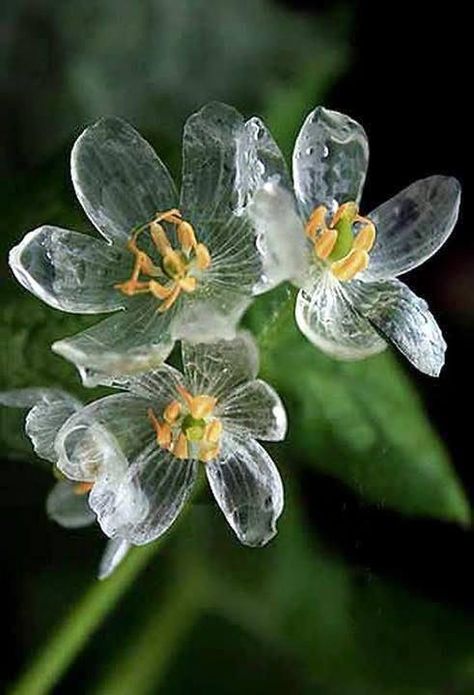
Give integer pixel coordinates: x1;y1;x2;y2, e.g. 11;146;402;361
1;1;472;692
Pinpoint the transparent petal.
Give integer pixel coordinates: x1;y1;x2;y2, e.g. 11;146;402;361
71;117;178;245
364;176;461;280
52;297;175;387
293;106;369;218
219;379;287;442
55;393;154;484
295;266;386;360
0;388;81;462
116;364;185;403
206;433;284;547
347;278;446;376
172;291;251;345
246;181;309;291
98;538;130;580
46;480;95;529
9;226;128;313
93;443;198;544
180;103;264;293
181;332;259;400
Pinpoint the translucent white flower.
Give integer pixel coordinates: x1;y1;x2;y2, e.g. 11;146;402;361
246;107;461;376
55;333;287;548
9;103;286;387
0;389;130;579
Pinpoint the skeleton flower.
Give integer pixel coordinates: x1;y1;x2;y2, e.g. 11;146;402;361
0;389;130;579
247;107;461;376
9;103;284;387
54;334;287;547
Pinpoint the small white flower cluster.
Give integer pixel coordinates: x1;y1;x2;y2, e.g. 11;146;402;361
2;103;460;577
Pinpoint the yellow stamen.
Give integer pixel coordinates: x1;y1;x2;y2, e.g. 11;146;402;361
305;205;328;241
149;222;172;256
199;442;220;462
331;249;369;281
314;228;338;259
195;243;211;270
177;220;197;253
173;432;189;459
330;201;358;227
73;481;94;496
205;419;223;444
189;395;217;420
115;209;212;311
164;400;181;424
179;276;197;293
148;408;172;448
353;219;376;253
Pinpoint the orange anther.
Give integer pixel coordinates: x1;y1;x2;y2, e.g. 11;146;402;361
331;249;369;281
314;228;338;260
73;481;94;496
195;243;211;270
164;400;181;424
353;219;376;253
305;205;328;240
205;419;223;444
177;221;197;253
173;432;189;460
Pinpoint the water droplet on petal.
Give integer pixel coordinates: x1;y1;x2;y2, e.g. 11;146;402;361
322;145;329;158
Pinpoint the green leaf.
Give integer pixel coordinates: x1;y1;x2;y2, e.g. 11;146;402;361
184;493;474;694
246;286;470;524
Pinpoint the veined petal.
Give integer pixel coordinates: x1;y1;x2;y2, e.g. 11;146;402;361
293;106;369;217
0;388;81;462
246;181;309;291
347;278;446;376
98;538;130;580
219;379;287;442
71;117;178;245
55;393;153;483
180;103;264;293
9;226;128;313
116;364;185;403
295;266;386;360
364;176;461;280
93;443;198;544
52;297;175;387
182;333;259;400
46;480;95;528
206;433;284;547
172;290;251;345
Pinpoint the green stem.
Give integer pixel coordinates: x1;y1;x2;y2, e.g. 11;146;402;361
9;542;160;695
93;575;204;695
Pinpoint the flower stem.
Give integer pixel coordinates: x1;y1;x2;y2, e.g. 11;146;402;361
9;542;160;695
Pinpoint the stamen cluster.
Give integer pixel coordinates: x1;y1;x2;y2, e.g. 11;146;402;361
148;385;223;462
115;208;211;312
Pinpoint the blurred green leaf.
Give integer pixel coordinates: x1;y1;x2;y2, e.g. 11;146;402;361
175;494;474;694
246;286;470;524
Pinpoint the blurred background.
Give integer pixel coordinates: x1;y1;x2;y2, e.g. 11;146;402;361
1;1;472;693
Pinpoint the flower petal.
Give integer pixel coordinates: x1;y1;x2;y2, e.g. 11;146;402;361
295;267;386;360
93;444;198;545
347;278;446;376
293;106;369;218
219;379;287;442
71;117;178;245
364;176;461;280
246;180;309;290
98;538;130;580
181;332;259;400
180;103;264;293
206;433;284;547
52;297;175;387
0;388;81;462
172;291;251;345
9;226;129;313
55;393;153;484
46;480;95;528
115;364;185;403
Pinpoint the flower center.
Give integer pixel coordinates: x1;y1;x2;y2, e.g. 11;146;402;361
147;385;222;462
305;201;376;281
115;208;211;312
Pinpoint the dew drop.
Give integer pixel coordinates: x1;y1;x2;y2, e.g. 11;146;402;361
322;145;329;158
305;146;314;156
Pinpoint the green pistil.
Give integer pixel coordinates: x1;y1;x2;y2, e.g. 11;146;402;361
328;207;357;262
182;414;206;441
